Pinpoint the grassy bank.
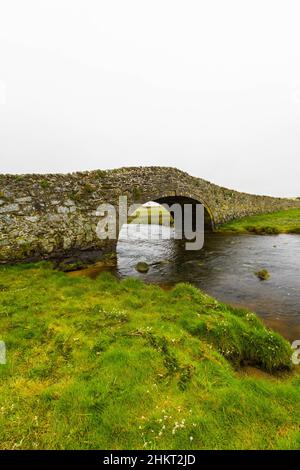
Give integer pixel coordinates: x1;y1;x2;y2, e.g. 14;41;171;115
218;208;300;234
0;263;300;449
128;205;173;225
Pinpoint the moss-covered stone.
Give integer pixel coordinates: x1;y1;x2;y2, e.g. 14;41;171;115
255;269;270;281
135;262;150;273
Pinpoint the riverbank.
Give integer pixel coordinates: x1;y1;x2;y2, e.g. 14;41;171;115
218;208;300;234
128;205;173;225
0;263;300;449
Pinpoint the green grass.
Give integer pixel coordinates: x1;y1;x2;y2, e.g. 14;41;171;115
128;206;174;226
218;208;300;234
0;263;299;449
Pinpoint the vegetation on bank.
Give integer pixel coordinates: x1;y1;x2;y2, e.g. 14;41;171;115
128;205;173;226
218;208;300;234
128;206;300;234
0;263;300;449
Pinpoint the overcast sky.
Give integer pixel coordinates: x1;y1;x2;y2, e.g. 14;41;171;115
0;1;300;197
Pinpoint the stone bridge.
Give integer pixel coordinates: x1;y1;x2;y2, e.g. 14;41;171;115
0;167;299;264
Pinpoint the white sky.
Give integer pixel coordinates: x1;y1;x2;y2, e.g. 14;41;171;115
0;0;300;196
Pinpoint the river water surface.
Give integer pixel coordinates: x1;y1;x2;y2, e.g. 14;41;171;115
79;224;300;340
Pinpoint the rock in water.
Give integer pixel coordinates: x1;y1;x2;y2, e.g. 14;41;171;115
135;262;150;273
255;269;270;281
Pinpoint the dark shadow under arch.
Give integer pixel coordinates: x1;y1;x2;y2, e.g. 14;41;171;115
153;195;214;232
